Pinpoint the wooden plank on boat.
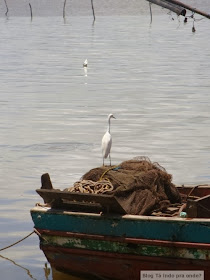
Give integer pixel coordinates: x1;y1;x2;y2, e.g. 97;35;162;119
186;194;210;218
36;189;127;214
177;185;210;198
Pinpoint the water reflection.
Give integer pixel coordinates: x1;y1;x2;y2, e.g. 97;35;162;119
83;67;88;77
0;254;37;280
0;254;86;280
52;268;89;280
44;263;51;280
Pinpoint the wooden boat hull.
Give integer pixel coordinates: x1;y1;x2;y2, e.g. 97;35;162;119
31;207;210;243
42;245;210;280
31;206;210;279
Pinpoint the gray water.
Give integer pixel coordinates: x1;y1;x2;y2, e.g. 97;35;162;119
0;0;210;279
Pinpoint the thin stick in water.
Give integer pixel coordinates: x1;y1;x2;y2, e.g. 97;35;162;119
4;0;9;16
63;0;67;18
91;0;96;21
149;2;153;24
29;3;33;20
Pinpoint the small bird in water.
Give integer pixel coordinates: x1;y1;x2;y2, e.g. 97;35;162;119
101;114;116;166
83;59;88;67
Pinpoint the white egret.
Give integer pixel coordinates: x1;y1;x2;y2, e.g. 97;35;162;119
83;59;88;67
101;114;116;166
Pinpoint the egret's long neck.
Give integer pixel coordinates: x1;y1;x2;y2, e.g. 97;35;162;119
107;118;111;133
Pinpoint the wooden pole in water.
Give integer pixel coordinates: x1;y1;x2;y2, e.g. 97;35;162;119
149;2;153;23
165;0;210;19
4;0;9;16
91;0;96;21
29;3;33;20
63;0;67;18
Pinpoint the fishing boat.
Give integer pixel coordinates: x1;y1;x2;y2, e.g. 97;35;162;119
31;181;210;280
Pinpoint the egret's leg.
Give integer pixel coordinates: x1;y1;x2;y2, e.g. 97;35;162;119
103;157;104;166
109;154;111;166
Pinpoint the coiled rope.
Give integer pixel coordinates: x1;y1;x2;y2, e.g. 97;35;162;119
67;165;120;194
68;179;114;194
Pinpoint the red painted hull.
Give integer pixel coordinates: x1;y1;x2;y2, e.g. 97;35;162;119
41;245;210;280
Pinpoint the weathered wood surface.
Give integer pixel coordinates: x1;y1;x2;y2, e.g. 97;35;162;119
177;185;210;198
31;204;210;243
41;173;53;190
43;244;210;280
37;183;210;216
186;194;210;218
36;189;127;214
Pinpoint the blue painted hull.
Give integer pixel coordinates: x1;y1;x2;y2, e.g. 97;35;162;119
31;207;210;244
31;206;210;279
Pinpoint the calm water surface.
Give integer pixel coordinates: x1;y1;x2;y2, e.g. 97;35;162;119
0;1;210;279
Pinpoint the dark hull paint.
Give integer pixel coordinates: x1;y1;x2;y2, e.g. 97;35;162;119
36;228;210;280
42;245;210;280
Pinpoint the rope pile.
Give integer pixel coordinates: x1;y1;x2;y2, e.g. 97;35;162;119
66;179;114;194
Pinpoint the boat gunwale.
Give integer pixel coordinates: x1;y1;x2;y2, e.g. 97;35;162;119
31;205;210;223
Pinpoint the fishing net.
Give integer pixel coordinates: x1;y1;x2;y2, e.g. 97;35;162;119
68;156;181;215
